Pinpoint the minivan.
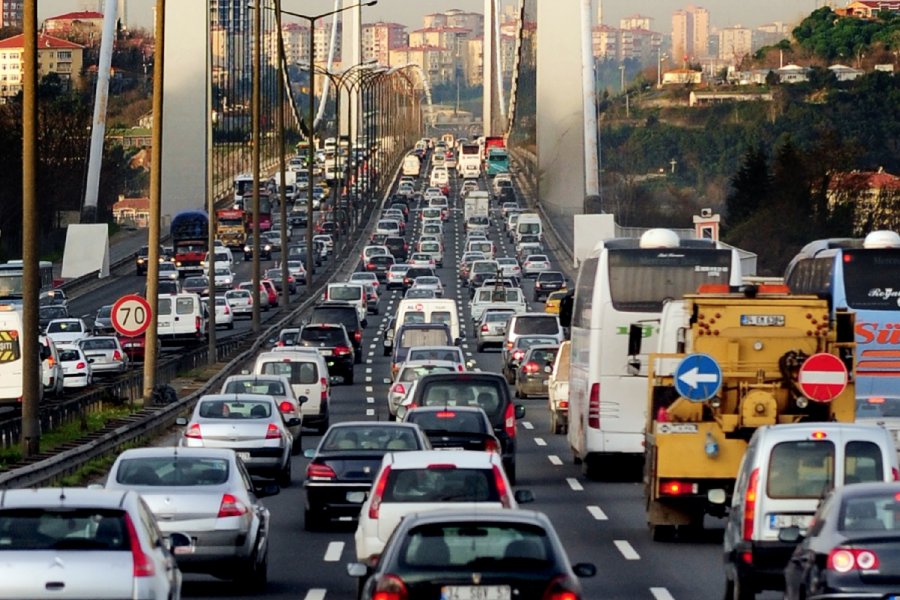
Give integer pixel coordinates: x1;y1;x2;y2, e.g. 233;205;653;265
391;323;454;380
254;350;330;433
324;283;367;325
723;422;900;598
503;313;564;351
392;298;461;346
157;293;208;345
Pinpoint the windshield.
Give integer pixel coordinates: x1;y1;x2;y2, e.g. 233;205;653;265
408;348;460;362
402;524;550;568
0;273;23;298
198;399;273;419
224;379;287;396
321;426;419;451
421;381;503;417
513;317;558;335
399;365;456;382
842;249;900;310
329;286;361;301
116;457;229;486
383;468;498;503
47;321;81;333
0;509;131;551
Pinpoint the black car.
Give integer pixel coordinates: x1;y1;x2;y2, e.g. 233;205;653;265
307;302;364;362
389;202;409;221
182;275;210;296
135;244;164;276
287;243;319;270
352;510;596;599
406;372;525;484
244;236;272;261
39;305;69;332
402;266;436;289
402;405;502;452
366;255;395;280
385;236;408;261
533;271;567;302
297;323;355;384
782;481;900;600
302;422;430;530
92;304;115;336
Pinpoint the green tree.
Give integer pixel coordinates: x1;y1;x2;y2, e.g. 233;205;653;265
725;144;770;227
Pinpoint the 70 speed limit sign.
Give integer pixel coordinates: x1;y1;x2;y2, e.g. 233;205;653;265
111;294;153;337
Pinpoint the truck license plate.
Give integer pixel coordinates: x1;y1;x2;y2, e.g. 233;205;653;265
768;514;813;530
441;586;511;600
740;315;785;327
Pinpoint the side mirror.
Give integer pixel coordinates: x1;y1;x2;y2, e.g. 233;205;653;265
88;358;95;364
514;489;535;504
255;483;280;498
778;525;803;544
454;338;461;346
298;395;309;405
627;324;643;357
573;562;597;578
514;404;526;419
543;365;552;374
175;417;188;426
267;337;276;345
303;448;316;459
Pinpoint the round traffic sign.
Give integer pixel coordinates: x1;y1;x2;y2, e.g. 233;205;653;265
111;294;153;337
674;353;723;402
798;353;848;402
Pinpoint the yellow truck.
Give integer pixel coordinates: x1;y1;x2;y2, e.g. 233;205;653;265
634;284;856;540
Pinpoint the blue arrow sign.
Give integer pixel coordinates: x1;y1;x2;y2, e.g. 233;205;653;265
674;353;722;402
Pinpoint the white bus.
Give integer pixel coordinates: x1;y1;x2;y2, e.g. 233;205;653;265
567;229;742;478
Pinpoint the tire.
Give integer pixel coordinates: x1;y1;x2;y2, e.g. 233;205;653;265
651;525;676;543
227;323;234;330
304;507;323;532
724;574;756;600
550;411;561;434
476;342;484;353
291;436;303;456
355;352;362;364
276;458;292;487
383;347;391;356
245;545;268;593
345;369;355;385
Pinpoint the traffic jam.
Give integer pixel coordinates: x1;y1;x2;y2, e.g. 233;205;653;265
5;132;900;600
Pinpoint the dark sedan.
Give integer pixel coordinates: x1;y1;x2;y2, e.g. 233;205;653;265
93;304;115;336
533;271;567;302
182;275;210;296
39;305;69;332
783;481;900;600
351;510;596;600
302;421;430;530
403;405;501;453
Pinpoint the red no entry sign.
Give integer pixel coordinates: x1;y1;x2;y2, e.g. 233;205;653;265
111;294;153;338
798;353;848;402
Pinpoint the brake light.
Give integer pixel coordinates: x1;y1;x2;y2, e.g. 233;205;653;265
512;350;525;361
367;262;376;270
660;480;698;496
392;383;406;395
522;361;539;374
504;402;516;438
354;330;362;343
893;468;899;481
506;341;514;350
481;324;489;332
113;350;122;361
559;400;569;409
485;437;500;453
743;468;760;541
542;575;581;600
827;547;880;573
369;466;392;519
334;345;352;356
224;305;231;314
217;493;248;518
76;361;86;369
458;364;464;372
195;316;201;331
184;423;202;439
436;411;455;418
279;401;294;413
493;464;512;507
124;513;155;577
588;383;600;429
265;423;282;439
373;574;408;600
306;463;336;481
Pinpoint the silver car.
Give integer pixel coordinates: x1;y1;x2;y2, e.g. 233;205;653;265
386;361;460;419
225;289;253;317
0;487;187;600
105;447;277;591
476;309;516;352
411;276;443;297
78;336;129;374
220;374;304;452
177;394;297;486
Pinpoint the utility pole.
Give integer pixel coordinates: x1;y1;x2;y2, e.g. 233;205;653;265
275;0;290;308
206;11;217;364
21;0;39;457
251;0;262;332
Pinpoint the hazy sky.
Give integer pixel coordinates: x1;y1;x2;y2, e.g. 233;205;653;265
39;0;816;32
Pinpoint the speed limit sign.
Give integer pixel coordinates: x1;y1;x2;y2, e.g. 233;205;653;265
111;294;153;337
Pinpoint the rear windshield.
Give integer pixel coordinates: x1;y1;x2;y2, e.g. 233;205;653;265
383;468;498;503
300;327;347;346
372;256;394;265
47;321;82;333
401;524;550;569
432;311;452;326
0;509;131;551
514;316;559;335
80;339;117;351
399;329;450;348
767;441;834;499
408;348;460;362
420;381;504;417
329;286;361;301
224;378;291;395
398;365;456;382
839;492;900;531
116;456;229;486
58;348;81;362
472;262;498;274
198;399;273;419
406;410;488;434
311;308;357;329
528;348;558;365
321;426;419;451
539;272;564;282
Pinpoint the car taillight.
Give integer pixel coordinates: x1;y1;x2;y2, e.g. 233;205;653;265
334;345;352;356
541;575;581;600
828;547;880;573
265;423;282;439
485;437;500;453
659;480;698;496
217;493;249;518
512;350;524;361
506;341;514;350
306;463;336;481
559;400;569;409
76;361;86;369
522;361;539;374
392;383;406;395
195;316;201;331
124;513;155;577
369;466;392;519
184;423;202;439
279;401;294;413
893;467;899;481
481;324;489;332
113;350;122;361
458;364;464;372
493;464;512;507
588;383;600;429
46;356;55;368
742;468;760;541
504;402;516;438
224;305;231;314
367;262;376;270
373;574;408;600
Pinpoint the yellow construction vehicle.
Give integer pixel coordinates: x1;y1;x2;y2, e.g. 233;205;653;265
634;284;856;540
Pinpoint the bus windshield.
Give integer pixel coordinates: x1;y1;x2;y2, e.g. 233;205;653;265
842;249;900;311
0;273;23;299
608;249;732;312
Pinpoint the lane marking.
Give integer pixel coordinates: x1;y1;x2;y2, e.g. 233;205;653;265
650;588;675;600
587;505;608;520
548;455;563;465
566;477;583;491
365;386;373;392
366;397;374;404
365;376;372;383
323;541;344;562
614;540;640;560
304;590;327;600
366;408;375;416
521;421;534;430
534;437;547;447
366;359;373;365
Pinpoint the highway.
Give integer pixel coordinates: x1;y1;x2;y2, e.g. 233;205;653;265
138;158;744;600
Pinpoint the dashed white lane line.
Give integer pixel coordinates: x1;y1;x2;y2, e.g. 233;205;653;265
650;588;675;600
587;505;608;520
521;421;534;430
614;540;640;560
304;590;327;600
366;408;375;416
566;477;583;491
365;367;372;373
365;376;372;383
366;359;373;365
366;397;374;404
548;455;563;465
534;437;547;446
365;386;373;392
323;541;344;562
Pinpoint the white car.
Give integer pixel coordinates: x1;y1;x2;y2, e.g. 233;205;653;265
39;334;64;396
522;254;552;277
224;289;253;317
408;253;435;268
313;234;334;254
213;266;234;289
423;187;443;201
410;276;443;297
349;271;380;291
385;360;460;418
214;295;235;329
56;343;92;388
45;318;90;344
285;260;307;284
497;257;522;279
158;261;180;280
353;450;528;565
78;336;129;374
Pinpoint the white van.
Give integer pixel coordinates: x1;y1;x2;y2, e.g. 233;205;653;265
157;293;208;345
515;213;543;243
254;350;330;432
0;305;42;405
393;298;461;345
723;422;900;598
324;283;367;324
402;154;421;177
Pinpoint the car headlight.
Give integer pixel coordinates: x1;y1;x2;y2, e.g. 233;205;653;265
175;261;182;267
137;257;145;264
264;244;272;251
244;246;250;252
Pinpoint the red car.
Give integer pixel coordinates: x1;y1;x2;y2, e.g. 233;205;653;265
260;279;278;305
117;333;159;363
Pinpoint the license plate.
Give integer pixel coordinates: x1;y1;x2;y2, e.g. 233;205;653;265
320;350;333;356
436;447;465;451
768;514;813;530
441;586;511;600
347;491;367;503
159;321;170;327
741;314;785;327
236;452;251;462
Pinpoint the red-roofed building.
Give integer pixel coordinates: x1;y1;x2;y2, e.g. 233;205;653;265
43;11;105;46
828;169;900;234
112;197;151;228
0;33;84;100
362;21;407;65
389;45;454;83
836;1;900;18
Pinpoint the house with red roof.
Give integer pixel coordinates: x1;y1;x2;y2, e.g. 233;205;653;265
43;11;105;46
0;33;84;100
828;169;900;234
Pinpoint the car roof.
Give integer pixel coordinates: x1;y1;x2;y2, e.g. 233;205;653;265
386;449;498;469
116;446;236;460
398;508;552;530
401;359;460;369
408;346;461;353
199;393;276;403
0;487;132;509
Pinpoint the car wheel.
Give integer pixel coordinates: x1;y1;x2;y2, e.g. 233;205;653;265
304;507;324;532
291;436;303;456
276;458;292;487
345;369;355;385
651;524;677;543
244;544;268;593
227;323;234;330
550;411;560;434
504;462;516;485
383;347;391;357
476;342;484;353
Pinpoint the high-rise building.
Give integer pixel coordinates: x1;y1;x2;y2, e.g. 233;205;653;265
0;33;84;99
672;5;710;62
620;14;653;31
313;20;341;64
1;0;23;29
361;21;407;65
265;22;309;68
718;26;752;64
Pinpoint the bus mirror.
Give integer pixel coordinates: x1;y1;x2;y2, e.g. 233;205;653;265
628;324;643;357
835;309;854;344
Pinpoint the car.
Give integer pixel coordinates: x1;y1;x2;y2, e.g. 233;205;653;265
350;509;596;600
313;234;335;254
296;323;355;385
220;374;304;451
782;481;900;600
349;271;380;291
402;266;437;290
92;304;115;336
38;304;69;333
385;264;410;289
0;487;188;599
78;336;129;374
502;335;560;384
260;279;278;306
243;236;272;260
177;394;297;486
497;257;522;280
522;254;552;277
361;245;391;265
386;361;460;419
533;271;566;302
265;268;296;294
57;343;92;388
405;345;466;371
410;275;443;297
45;317;90;344
38;334;64;396
353;449;532;567
254;350;330;433
212;266;235;290
104;447;277;591
517;243;545;263
213;295;235;329
309;302;364;362
476;308;516;352
361;281;380;315
158;261;180;281
135;244;162;275
417;240;444;267
404;287;437;300
284;260;307;284
408;253;436;268
465;215;490;234
402;406;505;453
366;254;395;280
503;313;565;351
385;237;409;261
398;372;526;483
182;275;210;296
514;345;559;399
544;289;567;314
261;230;283;252
391;323;454;380
118;332;158;363
302;422;431;530
225;288;254;317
